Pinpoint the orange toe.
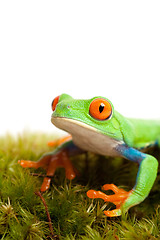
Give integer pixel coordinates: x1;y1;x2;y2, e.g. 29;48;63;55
104;208;121;217
40;177;51;192
18;160;38;168
87;190;111;201
47;141;58;147
87;190;98;199
65;170;76;180
87;189;129;203
87;184;131;217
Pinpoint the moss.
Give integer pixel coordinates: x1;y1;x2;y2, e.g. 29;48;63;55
0;133;160;239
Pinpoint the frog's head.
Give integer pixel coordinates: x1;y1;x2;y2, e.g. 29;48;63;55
51;94;130;142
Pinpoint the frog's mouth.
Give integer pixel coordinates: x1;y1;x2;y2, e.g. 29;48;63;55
51;116;122;157
51;116;117;138
52;116;96;133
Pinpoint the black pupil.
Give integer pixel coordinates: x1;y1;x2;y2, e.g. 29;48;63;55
99;103;105;113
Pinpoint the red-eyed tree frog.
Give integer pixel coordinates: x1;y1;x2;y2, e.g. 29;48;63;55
19;94;159;217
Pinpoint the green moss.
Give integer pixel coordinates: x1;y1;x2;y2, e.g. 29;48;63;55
0;133;160;239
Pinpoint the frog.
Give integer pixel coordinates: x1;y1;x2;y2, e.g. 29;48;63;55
18;94;160;217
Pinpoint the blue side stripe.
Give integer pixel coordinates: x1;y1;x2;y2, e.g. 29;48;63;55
116;144;146;164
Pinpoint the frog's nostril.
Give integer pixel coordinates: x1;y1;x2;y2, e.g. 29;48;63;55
51;96;60;111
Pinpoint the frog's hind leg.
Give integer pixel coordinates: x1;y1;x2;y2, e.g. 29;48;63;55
47;135;72;147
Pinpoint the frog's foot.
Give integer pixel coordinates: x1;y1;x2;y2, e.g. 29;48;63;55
87;184;132;217
18;150;76;192
47;135;72;147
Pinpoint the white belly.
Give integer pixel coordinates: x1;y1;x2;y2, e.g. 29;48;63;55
52;117;123;157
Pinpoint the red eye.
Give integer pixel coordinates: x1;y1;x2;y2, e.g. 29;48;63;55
89;98;112;120
51;96;60;111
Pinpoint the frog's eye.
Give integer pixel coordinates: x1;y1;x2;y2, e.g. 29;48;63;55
51;96;60;111
89;98;112;120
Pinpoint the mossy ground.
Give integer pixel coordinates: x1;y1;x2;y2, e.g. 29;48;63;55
0;133;160;239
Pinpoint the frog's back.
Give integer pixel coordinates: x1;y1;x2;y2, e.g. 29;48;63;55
128;118;160;148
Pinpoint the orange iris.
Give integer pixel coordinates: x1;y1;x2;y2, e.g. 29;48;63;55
89;98;112;120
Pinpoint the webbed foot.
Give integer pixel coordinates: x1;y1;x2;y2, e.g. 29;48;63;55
18;149;76;192
87;184;131;217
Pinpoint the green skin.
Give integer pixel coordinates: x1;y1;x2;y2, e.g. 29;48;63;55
51;94;159;216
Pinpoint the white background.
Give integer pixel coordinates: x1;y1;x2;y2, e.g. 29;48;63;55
0;1;160;135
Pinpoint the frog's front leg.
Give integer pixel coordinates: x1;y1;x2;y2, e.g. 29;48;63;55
87;144;158;217
18;139;83;192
